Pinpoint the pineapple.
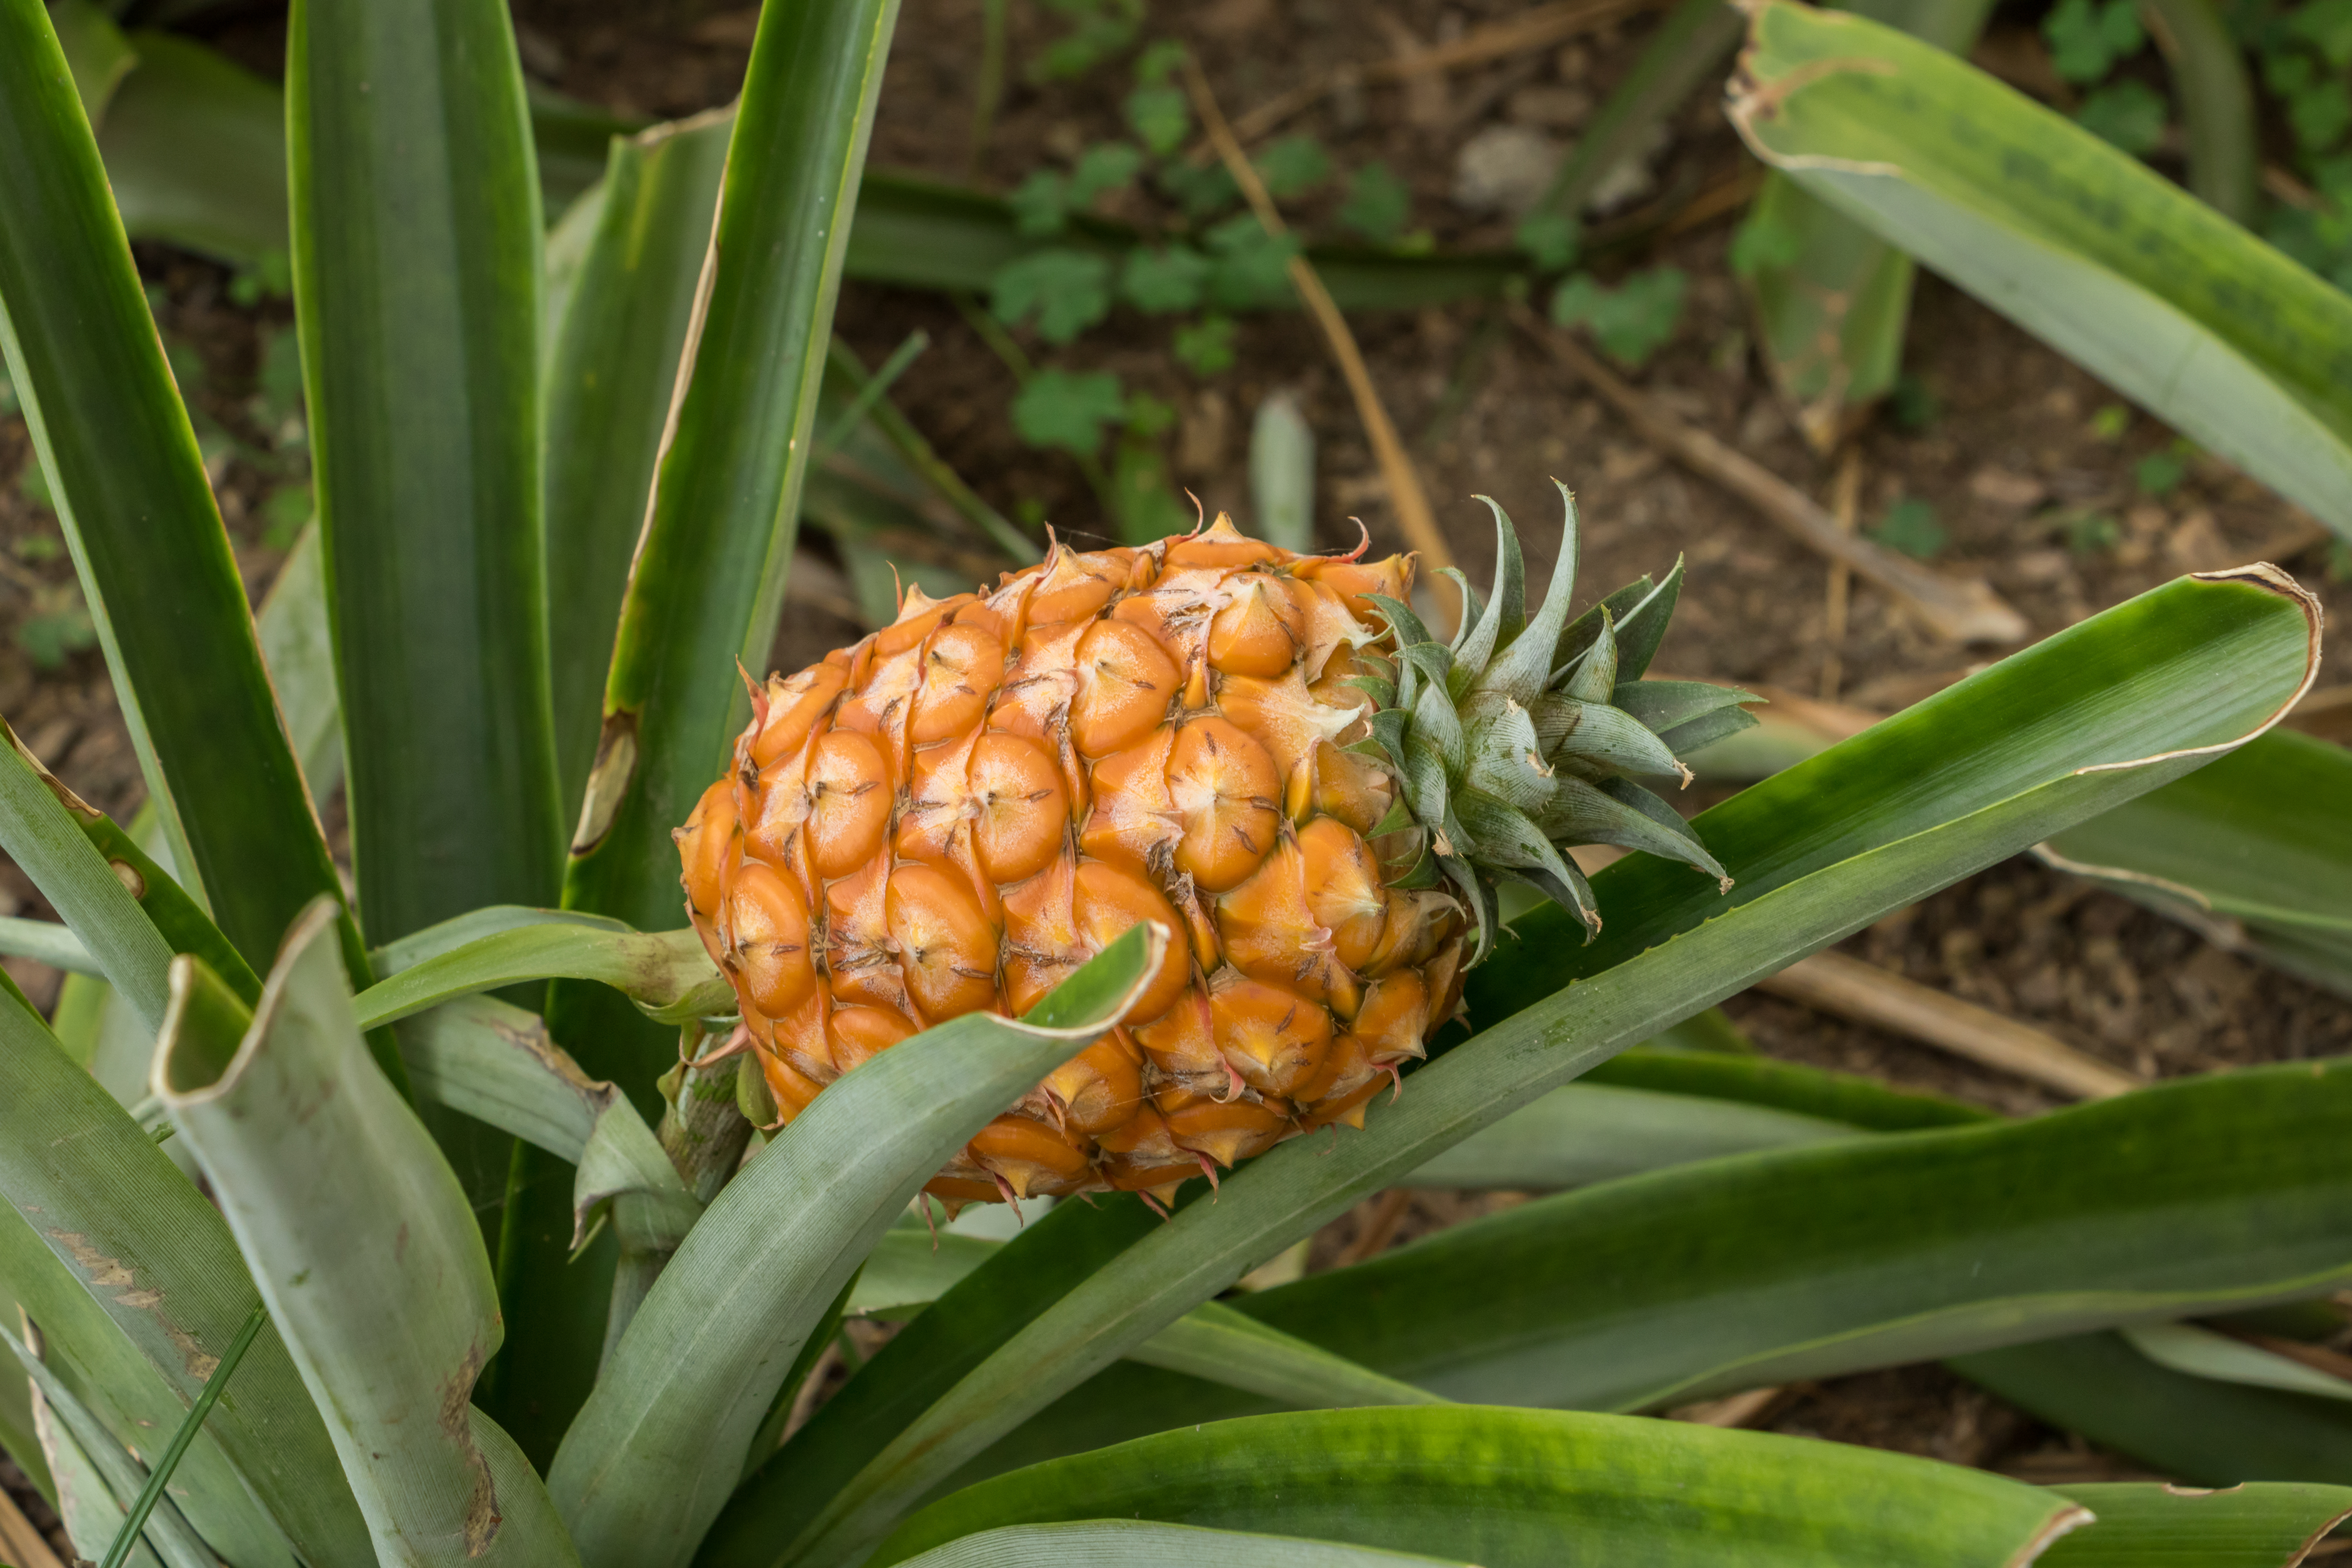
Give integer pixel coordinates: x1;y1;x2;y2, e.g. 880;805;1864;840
675;485;1741;1210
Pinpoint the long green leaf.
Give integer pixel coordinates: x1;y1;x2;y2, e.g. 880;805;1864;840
0;724;175;1033
254;522;346;803
804;1055;1928;1316
0;731;263;1014
353;918;724;1031
0;915;102;975
0;1275;46;1504
892;1522;1472;1568
1124;1302;1444;1410
555;0;899;990
1520;0;1743;242
2118;1321;2352;1403
1740;0;1993;449
547;925;1165;1568
543;110;733;814
1951;1330;2352;1485
0;0;352;974
721;567;2319;1568
515;2;911;1447
372;985;2352;1501
871;1408;2087;1568
373;903;636;972
1741;174;1918;450
93;1302;269;1568
518;80;1005;1455
155;901;581;1566
36;523;341;1104
75;24;645;268
0;945;371;1562
390;988;703;1258
0;1196;298;1568
11;1337;173;1568
49;0;136;122
1399;1079;1866;1188
849;1225;1005;1319
395;993;615;1163
1580;1044;1991;1131
528;82;649;214
1212;1061;2352;1410
739;1189;1177;1559
2040;728;2352;994
825;337;1034;563
2143;0;2257;223
289;0;564;942
1465;569;2318;1024
1668;679;2352;997
1730;0;2352;542
2040;1483;2352;1566
959;1060;2352;1481
96;32;289;267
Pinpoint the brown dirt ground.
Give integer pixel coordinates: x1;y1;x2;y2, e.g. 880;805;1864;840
4;0;2350;1538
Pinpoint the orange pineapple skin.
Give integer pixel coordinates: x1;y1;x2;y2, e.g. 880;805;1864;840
675;517;1467;1207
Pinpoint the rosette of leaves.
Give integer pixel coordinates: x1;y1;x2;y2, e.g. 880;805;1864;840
1349;487;1744;955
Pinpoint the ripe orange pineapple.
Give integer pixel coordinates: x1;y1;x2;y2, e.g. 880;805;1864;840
675;486;1742;1210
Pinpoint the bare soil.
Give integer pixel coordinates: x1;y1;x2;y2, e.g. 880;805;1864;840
3;0;2347;1528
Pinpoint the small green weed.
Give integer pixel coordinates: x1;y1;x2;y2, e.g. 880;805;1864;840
2133;449;2186;496
2045;0;2144;82
15;581;96;668
1887;372;1940;432
1033;0;1142;81
1515;210;1579;272
2059;510;2122;555
1255;136;1330;200
2075;80;2167;154
991;250;1115;344
1013;368;1128;456
1201;215;1300;309
1121;246;1210;313
1871;497;1947;559
1339;163;1411;245
1728;207;1804;278
1550;267;1688;368
263;483;314;550
1173;314;1238;375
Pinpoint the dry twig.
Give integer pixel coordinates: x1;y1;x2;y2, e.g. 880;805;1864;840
778;1338;843;1447
2291;681;2352;727
1205;0;1661;152
1183;55;1460;623
1670;1385;1792;1428
2248;510;2334;563
1336;1188;1418;1266
1739;683;1878;742
2235;1332;2352;1385
0;1483;65;1568
1372;10;1450;128
1818;447;1863;701
1758;950;2144;1100
1586;167;1768;253
1511;304;2031;644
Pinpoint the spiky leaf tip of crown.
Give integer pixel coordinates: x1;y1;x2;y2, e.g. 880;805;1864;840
1345;481;1753;960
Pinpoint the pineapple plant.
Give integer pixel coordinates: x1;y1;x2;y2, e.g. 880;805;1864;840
678;501;1742;1209
0;1;2343;1566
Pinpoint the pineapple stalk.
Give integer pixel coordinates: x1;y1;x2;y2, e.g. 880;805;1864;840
600;1034;758;1359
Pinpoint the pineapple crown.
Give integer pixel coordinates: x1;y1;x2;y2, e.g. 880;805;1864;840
1345;481;1752;960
